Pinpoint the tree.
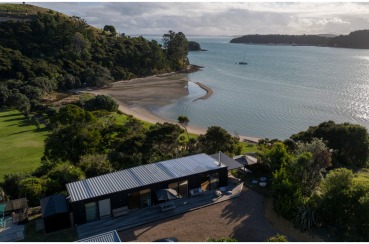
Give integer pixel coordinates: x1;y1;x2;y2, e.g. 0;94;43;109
18;177;46;206
103;25;117;36
259;142;292;173
84;95;118;112
177;115;190;145
44;125;102;163
30;77;57;94
162;30;189;70
51;104;95;127
110;134;146;170
78;154;113;178
143;123;183;163
197;126;239;156
319;168;369;240
6;90;30;114
93;65;114;88
0;173;28;200
291;121;369;167
46;162;85;192
292;139;332;196
0;84;11;107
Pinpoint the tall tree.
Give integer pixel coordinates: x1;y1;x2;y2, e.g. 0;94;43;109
162;30;189;70
177;115;190;142
197;126;239;156
291;121;369;167
103;25;117;36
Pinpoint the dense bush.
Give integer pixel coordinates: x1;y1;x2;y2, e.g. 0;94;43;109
291;121;369;167
84;95;118;112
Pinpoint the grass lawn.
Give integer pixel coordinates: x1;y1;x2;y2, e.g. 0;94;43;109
240;141;258;154
0;109;48;181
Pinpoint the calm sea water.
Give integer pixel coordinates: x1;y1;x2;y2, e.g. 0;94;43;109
148;36;369;139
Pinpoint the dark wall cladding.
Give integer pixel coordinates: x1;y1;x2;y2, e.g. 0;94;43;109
71;168;228;225
67;153;226;203
67;153;240;225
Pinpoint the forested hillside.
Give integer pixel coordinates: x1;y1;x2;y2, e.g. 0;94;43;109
0;4;189;114
230;30;369;49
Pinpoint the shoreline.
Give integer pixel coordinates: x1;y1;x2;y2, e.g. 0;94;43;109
80;72;261;144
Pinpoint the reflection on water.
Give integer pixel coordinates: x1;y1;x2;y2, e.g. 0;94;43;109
150;37;369;139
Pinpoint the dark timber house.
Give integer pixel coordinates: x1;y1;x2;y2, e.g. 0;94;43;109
66;153;230;225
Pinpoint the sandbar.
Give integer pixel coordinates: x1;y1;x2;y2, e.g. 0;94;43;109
85;73;261;143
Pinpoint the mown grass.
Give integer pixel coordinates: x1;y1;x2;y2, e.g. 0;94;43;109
0;109;48;181
239;141;258;154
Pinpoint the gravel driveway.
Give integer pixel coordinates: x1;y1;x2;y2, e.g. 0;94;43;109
119;187;284;242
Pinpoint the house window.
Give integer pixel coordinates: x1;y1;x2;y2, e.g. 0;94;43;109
178;180;188;197
128;188;151;210
168;180;188;197
201;172;219;191
201;175;210;191
210;172;219;190
139;189;151;208
85;202;98;222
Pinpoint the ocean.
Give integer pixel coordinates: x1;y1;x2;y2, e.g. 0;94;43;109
148;36;369;139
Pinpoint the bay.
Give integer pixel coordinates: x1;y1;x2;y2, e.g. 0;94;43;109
149;36;369;139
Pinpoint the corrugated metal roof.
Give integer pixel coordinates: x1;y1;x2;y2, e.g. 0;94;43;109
77;230;121;242
40;194;69;217
210;152;244;170
66;153;225;202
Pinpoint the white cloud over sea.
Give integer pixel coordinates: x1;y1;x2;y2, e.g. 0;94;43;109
32;2;369;36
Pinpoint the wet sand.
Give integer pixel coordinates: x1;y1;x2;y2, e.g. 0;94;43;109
87;73;261;143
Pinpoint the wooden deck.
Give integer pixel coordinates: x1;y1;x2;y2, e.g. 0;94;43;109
76;182;243;240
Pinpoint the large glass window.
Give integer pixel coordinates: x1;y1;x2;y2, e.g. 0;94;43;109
201;175;210;191
168;180;188;198
140;189;151;208
129;189;151;210
210;172;219;190
85;202;98;222
128;191;140;210
178;180;188;197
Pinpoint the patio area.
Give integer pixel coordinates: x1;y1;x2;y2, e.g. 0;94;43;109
76;178;243;240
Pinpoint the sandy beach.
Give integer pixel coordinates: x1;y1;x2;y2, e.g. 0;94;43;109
87;73;261;143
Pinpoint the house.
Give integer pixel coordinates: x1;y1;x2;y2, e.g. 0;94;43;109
66;153;241;225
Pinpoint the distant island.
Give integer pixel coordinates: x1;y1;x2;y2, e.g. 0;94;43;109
230;30;369;49
188;41;207;51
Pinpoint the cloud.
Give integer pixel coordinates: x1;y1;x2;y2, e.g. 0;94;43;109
32;2;369;36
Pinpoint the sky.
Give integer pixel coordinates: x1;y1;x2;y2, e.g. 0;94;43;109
30;2;369;36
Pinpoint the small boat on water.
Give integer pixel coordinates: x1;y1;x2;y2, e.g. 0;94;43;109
239;54;248;65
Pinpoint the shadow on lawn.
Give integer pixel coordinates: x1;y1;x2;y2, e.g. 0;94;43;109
8;129;35;136
2;117;23;123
